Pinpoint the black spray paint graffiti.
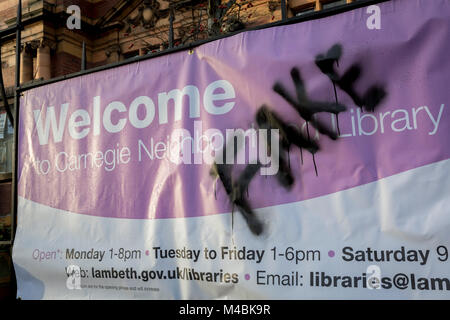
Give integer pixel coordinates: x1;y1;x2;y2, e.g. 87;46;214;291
210;44;387;236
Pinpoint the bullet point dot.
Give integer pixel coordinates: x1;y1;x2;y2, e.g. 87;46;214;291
328;250;335;258
245;274;250;280
145;250;150;256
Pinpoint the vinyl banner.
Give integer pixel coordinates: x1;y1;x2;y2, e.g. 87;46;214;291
12;0;450;299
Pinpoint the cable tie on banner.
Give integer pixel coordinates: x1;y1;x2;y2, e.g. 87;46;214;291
213;176;219;200
231;209;235;245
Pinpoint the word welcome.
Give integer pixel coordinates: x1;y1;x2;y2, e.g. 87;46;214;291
33;80;236;145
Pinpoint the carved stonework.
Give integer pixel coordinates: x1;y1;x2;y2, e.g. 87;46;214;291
221;15;245;33
20;42;34;54
39;39;57;51
268;0;280;12
27;39;57;51
105;44;122;58
126;0;162;30
28;40;40;50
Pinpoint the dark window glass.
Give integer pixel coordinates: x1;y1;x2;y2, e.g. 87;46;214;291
0;111;13;174
323;0;347;10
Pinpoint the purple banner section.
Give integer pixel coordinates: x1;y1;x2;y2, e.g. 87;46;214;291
18;0;450;220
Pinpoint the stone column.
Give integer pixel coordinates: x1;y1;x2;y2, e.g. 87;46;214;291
36;39;52;80
20;43;33;84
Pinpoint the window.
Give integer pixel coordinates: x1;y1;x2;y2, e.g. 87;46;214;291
323;0;347;10
123;50;140;60
0;107;12;244
296;8;315;16
0;110;13;174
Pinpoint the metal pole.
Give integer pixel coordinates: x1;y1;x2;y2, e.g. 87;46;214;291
281;0;287;20
81;41;86;71
12;0;22;243
168;8;174;48
15;2;21;89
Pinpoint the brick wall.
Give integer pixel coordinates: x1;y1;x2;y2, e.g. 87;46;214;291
92;0;123;19
51;51;80;77
61;0;121;20
0;0;30;29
